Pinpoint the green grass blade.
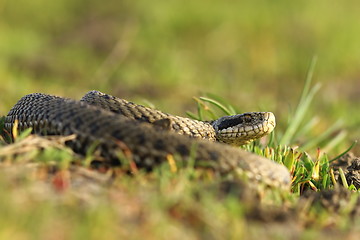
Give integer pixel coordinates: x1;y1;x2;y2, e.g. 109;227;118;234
16;128;33;141
185;111;201;121
339;168;349;188
300;120;344;151
322;130;347;153
280;82;321;145
199;97;233;116
292;117;319;141
280;56;318;145
329;140;357;163
299;56;318;106
203;93;238;115
193;97;218;120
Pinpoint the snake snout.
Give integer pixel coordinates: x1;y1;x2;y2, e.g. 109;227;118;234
264;112;276;129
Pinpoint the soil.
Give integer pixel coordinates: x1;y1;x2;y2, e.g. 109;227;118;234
1;133;360;238
331;152;360;189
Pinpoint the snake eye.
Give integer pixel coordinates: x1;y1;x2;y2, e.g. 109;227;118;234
244;115;252;122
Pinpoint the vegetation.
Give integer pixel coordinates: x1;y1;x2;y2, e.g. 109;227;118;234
1;1;360;239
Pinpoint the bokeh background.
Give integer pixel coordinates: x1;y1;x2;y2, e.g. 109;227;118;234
1;0;359;153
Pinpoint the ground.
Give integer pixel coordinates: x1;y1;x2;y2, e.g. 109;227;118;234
1;1;360;239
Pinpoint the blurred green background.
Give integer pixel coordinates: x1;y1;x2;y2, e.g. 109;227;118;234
1;0;359;152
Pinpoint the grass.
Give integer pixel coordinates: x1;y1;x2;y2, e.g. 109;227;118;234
1;1;360;238
0;75;359;239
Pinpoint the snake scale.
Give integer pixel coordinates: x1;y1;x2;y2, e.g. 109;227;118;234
4;91;291;188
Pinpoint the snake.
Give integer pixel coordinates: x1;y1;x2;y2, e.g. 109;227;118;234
4;91;291;188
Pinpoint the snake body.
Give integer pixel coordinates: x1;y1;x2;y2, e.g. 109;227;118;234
4;92;290;188
81;91;276;146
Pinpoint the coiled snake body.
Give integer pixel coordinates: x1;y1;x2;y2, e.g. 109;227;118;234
4;91;291;188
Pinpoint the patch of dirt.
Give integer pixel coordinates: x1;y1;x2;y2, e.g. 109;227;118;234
1;134;360;238
301;186;360;216
331;152;360;188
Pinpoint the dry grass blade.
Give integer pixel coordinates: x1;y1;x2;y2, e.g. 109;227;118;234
0;134;76;157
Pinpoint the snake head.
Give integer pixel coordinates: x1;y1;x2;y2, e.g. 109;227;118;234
211;112;276;146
